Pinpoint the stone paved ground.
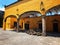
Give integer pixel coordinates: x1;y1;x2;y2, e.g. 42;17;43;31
0;28;60;45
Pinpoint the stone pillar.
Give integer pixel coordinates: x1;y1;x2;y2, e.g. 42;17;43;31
3;22;6;30
42;15;46;36
17;19;19;32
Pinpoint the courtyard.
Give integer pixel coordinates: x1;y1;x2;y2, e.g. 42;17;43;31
0;28;60;45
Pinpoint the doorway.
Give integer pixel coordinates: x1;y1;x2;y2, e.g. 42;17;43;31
14;22;17;28
53;23;58;32
38;23;42;32
25;23;29;30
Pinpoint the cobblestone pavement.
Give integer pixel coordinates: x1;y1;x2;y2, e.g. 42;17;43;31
0;29;60;45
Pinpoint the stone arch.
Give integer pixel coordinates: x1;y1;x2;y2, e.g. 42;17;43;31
4;15;17;22
46;5;60;15
17;11;41;30
18;11;41;19
3;15;17;30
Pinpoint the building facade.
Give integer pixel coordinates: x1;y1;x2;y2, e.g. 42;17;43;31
3;0;60;34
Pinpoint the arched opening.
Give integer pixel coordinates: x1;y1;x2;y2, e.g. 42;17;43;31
4;15;17;30
4;15;17;22
19;11;41;18
45;5;60;32
46;5;60;16
18;11;41;31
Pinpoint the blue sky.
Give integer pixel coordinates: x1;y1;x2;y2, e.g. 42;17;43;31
0;0;17;11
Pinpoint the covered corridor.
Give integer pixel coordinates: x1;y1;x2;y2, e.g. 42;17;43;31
3;0;60;36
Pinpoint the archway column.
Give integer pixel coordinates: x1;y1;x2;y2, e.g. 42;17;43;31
42;15;46;36
17;18;19;32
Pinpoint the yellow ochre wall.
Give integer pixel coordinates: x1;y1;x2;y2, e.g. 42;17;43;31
4;0;60;18
3;0;60;31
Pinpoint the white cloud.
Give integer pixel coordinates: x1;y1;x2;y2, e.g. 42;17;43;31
0;7;5;11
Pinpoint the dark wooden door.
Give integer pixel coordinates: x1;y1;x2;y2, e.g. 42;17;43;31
38;23;42;32
53;23;58;32
14;22;17;28
25;24;29;30
39;23;42;30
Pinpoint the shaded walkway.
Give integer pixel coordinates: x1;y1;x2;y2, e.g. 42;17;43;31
47;32;60;37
